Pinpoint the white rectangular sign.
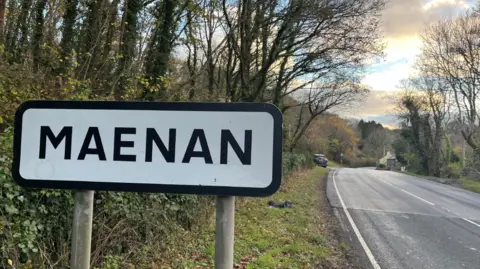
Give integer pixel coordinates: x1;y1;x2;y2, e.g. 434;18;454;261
13;101;283;196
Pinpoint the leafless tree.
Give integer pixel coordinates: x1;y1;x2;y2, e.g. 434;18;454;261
286;77;369;151
364;128;392;159
419;14;480;155
197;0;384;150
218;0;384;102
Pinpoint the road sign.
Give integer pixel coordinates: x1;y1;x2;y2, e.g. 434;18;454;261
13;101;283;196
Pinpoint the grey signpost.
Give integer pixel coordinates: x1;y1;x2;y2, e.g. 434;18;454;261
215;196;235;268
12;100;282;269
70;191;94;269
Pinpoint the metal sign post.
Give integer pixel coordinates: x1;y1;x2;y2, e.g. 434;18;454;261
12;100;283;268
70;190;94;269
215;196;235;269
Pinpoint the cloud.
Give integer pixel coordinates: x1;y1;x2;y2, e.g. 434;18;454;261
362;59;411;91
382;0;425;38
355;91;396;116
361;37;423;91
346;1;474;126
335;91;398;127
361;0;473;92
423;0;470;11
363;115;400;129
361;38;422;91
382;0;471;39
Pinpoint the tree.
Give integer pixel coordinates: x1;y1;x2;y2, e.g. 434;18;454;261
219;0;384;103
32;0;48;70
0;0;5;43
184;7;199;100
7;0;33;58
364;128;392;159
394;91;430;174
298;113;359;161
395;72;451;177
115;0;144;99
79;0;103;79
0;0;389;266
358;120;384;140
59;0;79;74
102;0;120;63
419;14;480;160
287;79;369;151
144;0;190;100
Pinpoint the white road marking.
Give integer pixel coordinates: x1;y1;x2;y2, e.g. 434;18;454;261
378;179;435;206
379;177;480;229
347;207;440;217
462;218;480;228
399;189;436;206
381;180;394;186
333;169;382;269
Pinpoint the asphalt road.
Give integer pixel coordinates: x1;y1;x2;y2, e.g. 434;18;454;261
327;168;480;269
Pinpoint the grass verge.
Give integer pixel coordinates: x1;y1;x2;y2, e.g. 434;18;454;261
399;170;419;177
162;167;352;269
459;177;480;193
398;171;480;194
327;161;342;168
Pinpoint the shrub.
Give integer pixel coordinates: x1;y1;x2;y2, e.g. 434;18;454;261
459;177;480;193
282;152;313;176
1;122;314;268
0;128;214;267
343;156;377;168
441;162;462;179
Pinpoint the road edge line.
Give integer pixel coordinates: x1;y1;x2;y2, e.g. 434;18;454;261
332;169;382;269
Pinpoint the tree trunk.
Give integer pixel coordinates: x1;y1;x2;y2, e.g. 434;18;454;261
115;0;142;100
32;0;47;70
288;113;315;152
461;130;479;154
102;0;120;62
206;33;214;97
144;0;175;100
206;6;215;97
81;0;102;78
0;0;5;43
4;0;17;52
422;116;434;176
18;0;33;57
186;10;197;100
59;0;79;74
8;0;32;58
98;0;120;93
273;56;289;106
405;101;428;174
239;0;252;101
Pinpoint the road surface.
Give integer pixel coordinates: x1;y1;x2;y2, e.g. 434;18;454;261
327;168;480;269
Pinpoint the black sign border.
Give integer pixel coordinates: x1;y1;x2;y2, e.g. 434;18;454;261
12;100;283;197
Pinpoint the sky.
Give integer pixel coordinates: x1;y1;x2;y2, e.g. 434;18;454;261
346;0;477;128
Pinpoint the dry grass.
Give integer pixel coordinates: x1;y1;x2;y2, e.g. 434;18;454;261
156;167;354;269
459;177;480;193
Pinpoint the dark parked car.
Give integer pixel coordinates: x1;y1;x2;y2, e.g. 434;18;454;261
314;154;328;168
